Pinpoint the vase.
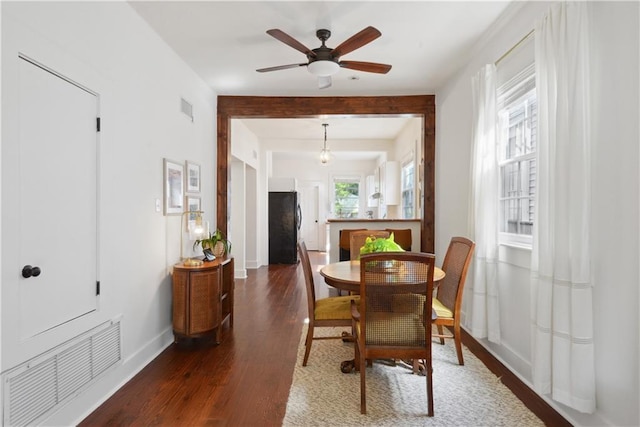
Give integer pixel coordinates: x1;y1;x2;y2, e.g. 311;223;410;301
212;241;226;257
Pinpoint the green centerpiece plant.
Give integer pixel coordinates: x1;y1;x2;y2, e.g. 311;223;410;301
359;233;405;272
359;233;404;255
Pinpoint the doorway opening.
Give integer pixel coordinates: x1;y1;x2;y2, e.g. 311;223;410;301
217;95;436;265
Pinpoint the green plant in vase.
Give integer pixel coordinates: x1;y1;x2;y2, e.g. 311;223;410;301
193;228;232;258
359;233;404;255
359;233;404;271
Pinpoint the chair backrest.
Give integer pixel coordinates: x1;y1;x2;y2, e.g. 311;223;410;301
339;229;366;261
359;252;435;347
385;228;412;251
298;241;316;316
436;237;475;314
349;230;390;261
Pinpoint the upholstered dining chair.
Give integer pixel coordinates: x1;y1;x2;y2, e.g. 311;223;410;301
298;241;358;366
351;251;436;416
432;236;475;365
349;230;390;261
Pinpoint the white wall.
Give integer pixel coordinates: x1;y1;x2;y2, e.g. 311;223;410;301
231;120;260;170
436;2;639;426
1;2;216;425
231;159;247;278
230;120;262;268
271;155;378;213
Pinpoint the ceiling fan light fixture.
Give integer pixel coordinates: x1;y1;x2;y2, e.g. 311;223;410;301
308;60;340;77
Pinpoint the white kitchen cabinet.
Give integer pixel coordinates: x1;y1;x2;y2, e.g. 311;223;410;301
383;161;400;205
366;174;379;207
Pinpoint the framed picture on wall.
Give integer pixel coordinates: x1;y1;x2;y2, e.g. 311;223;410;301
164;158;184;215
185;195;202;230
186;161;201;193
186;195;201;217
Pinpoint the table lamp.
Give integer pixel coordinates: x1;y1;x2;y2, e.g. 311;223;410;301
180;210;206;266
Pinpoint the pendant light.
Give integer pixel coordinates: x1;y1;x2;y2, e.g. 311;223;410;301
320;123;330;165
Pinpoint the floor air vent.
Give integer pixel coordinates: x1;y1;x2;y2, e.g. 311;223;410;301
3;320;121;426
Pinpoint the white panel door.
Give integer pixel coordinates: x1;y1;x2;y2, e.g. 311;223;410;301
300;182;320;251
17;57;98;338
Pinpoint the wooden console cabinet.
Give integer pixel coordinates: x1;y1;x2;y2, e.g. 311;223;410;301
172;256;234;343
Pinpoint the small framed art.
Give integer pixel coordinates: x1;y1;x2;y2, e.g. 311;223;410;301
186;161;201;193
164;158;184;215
186;195;201;219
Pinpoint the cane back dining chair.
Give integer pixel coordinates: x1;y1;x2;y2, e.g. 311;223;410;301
351;251;436;416
432;237;475;365
349;230;390;261
339;229;366;261
298;241;358;366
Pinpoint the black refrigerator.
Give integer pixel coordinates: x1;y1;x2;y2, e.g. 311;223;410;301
269;191;301;264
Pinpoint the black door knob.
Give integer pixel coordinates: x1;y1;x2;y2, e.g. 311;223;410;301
22;265;41;278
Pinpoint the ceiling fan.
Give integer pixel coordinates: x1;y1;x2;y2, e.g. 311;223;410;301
256;26;392;89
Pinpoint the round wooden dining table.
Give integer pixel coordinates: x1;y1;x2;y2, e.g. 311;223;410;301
320;260;446;374
320;260;446;293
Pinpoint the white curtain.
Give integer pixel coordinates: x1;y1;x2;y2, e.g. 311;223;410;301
531;1;595;413
468;64;501;344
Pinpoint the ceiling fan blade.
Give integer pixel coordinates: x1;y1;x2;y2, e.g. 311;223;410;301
331;26;381;58
266;29;317;58
339;61;392;74
256;63;307;73
318;76;332;89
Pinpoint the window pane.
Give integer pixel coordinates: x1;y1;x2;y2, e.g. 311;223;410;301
498;84;536;239
499;158;535;235
401;162;414;219
502;93;536;161
402;189;414;218
334;181;359;218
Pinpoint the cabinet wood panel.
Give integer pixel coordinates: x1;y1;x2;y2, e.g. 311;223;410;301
172;256;234;343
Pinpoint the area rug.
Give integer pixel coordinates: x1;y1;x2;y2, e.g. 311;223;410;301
283;325;543;427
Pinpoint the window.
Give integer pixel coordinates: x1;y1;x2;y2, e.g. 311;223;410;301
401;161;415;218
498;63;536;246
333;177;360;218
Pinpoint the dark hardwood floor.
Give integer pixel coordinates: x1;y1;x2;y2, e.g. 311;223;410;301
80;251;570;427
80;254;311;426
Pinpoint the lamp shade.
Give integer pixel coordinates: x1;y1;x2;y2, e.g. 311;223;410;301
181;210;205;266
308;60;339;77
319;122;331;165
320;148;330;164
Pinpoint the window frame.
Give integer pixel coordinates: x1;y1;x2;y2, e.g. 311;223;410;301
400;158;415;219
497;63;536;248
331;175;361;219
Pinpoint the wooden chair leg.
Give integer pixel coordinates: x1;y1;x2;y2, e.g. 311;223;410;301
436;324;445;345
302;324;314;366
425;357;434;417
453;324;464;365
360;352;367;414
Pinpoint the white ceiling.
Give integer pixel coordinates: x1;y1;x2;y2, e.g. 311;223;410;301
129;1;514;150
242;116;417;160
241;116;412;140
